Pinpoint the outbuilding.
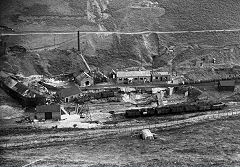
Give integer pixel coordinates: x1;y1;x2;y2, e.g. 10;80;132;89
218;80;235;91
116;70;151;84
57;85;82;103
35;104;61;121
75;72;94;87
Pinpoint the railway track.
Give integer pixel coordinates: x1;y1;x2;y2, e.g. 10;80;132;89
1;104;240;149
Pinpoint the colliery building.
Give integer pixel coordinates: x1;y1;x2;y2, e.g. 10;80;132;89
36;104;61;121
116;70;151;84
151;71;171;83
116;70;171;84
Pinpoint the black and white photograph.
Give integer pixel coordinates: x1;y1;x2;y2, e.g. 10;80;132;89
0;0;240;166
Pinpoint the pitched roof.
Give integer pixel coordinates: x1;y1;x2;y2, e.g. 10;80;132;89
13;82;29;94
36;104;60;113
117;70;151;78
76;72;92;81
58;85;81;98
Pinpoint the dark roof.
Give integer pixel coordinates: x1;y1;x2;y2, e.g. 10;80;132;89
58;85;81;98
12;82;42;97
13;82;29;94
36;104;60;113
76;72;92;81
219;80;235;87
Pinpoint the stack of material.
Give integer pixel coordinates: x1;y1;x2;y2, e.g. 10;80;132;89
141;129;154;140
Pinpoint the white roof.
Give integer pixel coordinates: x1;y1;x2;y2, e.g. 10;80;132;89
117;70;151;78
142;129;153;138
151;71;169;75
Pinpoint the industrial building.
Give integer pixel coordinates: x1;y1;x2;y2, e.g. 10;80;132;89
116;70;171;84
75;72;94;87
35;104;61;121
57;85;82;103
151;71;171;83
116;70;151;84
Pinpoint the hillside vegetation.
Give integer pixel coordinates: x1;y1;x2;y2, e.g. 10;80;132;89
1;0;240;76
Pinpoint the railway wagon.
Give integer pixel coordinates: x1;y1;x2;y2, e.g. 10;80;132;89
211;103;226;110
101;91;114;98
93;92;102;99
125;102;227;118
125;109;141;117
146;108;155;116
197;104;211;111
170;104;186;114
141;108;155;116
155;106;171;115
184;104;199;113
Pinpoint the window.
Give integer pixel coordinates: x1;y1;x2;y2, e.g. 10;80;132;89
155;77;159;80
140;78;143;80
134;78;138;80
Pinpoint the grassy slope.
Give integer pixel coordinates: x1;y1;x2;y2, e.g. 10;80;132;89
1;0;240;75
158;0;240;31
1;117;240;166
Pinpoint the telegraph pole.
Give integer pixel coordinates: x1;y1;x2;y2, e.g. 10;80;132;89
78;31;80;51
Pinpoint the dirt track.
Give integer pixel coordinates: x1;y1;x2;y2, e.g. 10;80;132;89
1;113;240;167
2;28;240;36
1;105;240;149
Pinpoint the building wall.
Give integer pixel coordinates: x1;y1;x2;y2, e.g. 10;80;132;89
36;104;61;120
152;75;171;82
117;76;151;84
35;111;61;121
64;93;81;103
80;77;94;87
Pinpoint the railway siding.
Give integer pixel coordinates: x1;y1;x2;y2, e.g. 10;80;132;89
1;108;240;149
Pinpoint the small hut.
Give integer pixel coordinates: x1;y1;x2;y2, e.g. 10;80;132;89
218;80;235;91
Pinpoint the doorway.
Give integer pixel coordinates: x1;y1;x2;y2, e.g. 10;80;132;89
45;112;52;120
85;81;90;86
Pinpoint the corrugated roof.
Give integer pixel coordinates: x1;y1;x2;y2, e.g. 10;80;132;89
117;71;151;78
219;80;235;87
13;82;29;94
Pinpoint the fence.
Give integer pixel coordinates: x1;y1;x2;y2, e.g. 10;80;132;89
1;109;240;149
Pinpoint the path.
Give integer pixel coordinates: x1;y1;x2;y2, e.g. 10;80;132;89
2;28;240;36
1;106;240;149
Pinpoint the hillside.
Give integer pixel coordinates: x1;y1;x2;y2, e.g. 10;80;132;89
1;0;240;76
